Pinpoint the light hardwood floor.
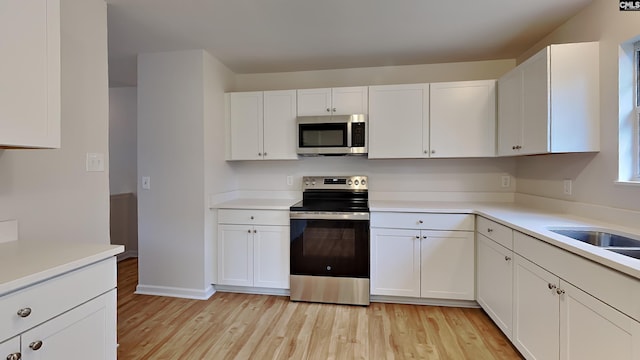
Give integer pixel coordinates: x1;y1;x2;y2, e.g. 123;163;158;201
117;258;523;359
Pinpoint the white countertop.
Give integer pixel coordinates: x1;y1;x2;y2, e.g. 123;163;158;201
0;241;124;296
214;198;299;210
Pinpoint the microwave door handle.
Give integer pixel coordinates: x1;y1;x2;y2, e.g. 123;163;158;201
346;119;352;148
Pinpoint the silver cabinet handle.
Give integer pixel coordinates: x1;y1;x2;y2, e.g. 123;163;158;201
422;236;427;239
504;256;512;261
17;308;31;318
415;235;420;239
556;288;565;295
247;229;251;233
6;353;21;360
431;150;435;154
258;152;262;156
418;220;424;224
487;228;494;233
423;150;428;154
250;216;254;220
263;152;267;157
253;229;257;233
332;108;336;112
29;341;43;351
548;283;557;290
326;108;331;112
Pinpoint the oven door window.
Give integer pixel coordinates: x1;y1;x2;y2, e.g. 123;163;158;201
290;218;369;278
299;123;347;148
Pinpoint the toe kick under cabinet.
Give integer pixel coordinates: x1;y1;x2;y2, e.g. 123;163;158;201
370;212;475;302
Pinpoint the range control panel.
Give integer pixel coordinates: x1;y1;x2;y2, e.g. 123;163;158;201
302;176;368;190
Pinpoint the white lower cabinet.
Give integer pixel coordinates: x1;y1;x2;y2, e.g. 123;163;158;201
20;290;116;360
0;258;118;360
217;209;289;290
476;233;513;339
370;212;475;300
513;254;560;360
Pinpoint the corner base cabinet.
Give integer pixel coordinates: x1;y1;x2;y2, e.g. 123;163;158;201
1;257;118;360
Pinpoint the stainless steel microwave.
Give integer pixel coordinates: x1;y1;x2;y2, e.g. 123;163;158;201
296;114;367;156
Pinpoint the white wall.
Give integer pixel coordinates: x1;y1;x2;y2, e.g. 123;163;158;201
0;0;110;243
109;87;137;195
514;0;640;212
137;49;234;298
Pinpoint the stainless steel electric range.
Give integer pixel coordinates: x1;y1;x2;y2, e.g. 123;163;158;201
289;175;370;306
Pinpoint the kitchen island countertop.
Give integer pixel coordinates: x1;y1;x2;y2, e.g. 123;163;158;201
0;241;123;296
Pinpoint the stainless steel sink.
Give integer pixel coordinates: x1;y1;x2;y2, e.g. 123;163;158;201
549;229;640;247
548;228;640;261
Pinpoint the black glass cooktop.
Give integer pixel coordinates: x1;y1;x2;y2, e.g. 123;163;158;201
290;190;369;212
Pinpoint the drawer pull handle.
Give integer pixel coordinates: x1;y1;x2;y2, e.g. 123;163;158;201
418;220;424;224
250;216;254;220
548;283;557;290
487;228;494;233
7;353;21;360
504;256;512;261
17;308;31;318
29;341;43;351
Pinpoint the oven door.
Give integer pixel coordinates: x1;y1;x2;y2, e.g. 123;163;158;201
290;212;370;278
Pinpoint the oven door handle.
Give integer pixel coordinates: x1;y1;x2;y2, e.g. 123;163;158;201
290;212;370;220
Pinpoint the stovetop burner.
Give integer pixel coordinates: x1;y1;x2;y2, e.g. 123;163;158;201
290;176;369;213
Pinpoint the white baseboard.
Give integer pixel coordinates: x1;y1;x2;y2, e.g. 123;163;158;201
135;284;216;300
116;250;138;262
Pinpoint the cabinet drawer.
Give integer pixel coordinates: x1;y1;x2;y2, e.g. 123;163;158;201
0;257;116;343
218;209;289;226
477;217;513;249
371;212;474;231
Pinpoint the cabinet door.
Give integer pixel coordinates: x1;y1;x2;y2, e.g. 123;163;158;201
21;290;116;360
420;230;475;300
430;80;496;158
297;88;332;116
497;68;523;156
368;84;429;158
253;225;290;289
228;92;263;160
513;255;560;360
218;225;253;286
263;90;298;160
331;86;368;115
560;280;640;360
0;336;20;360
520;48;550;155
0;0;60;148
370;228;421;297
477;234;513;339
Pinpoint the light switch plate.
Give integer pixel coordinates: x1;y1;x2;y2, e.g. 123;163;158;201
142;176;151;190
86;153;104;172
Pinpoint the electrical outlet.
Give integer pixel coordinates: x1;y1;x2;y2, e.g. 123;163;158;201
563;179;572;195
286;176;293;186
501;175;511;188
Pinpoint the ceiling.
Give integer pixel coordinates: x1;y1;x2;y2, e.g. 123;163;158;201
106;0;594;87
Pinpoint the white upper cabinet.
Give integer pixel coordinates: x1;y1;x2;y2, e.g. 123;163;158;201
226;90;297;160
368;84;430;158
430;80;496;157
0;0;61;148
369;81;497;159
498;42;600;156
297;86;368;116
